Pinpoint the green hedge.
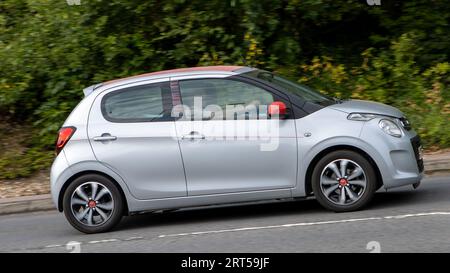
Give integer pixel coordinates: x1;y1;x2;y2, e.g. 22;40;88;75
0;0;449;179
295;33;450;148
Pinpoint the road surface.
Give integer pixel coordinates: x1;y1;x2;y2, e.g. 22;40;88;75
1;176;450;253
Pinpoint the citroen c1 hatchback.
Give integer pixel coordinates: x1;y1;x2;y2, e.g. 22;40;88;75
51;66;424;233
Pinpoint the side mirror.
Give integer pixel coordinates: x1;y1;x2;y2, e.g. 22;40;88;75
268;101;288;119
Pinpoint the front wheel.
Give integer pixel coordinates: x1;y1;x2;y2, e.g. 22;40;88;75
311;150;377;212
63;174;124;233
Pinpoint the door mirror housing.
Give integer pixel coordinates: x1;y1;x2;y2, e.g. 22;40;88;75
268;101;288;119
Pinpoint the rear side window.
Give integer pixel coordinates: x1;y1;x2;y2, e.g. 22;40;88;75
102;82;172;122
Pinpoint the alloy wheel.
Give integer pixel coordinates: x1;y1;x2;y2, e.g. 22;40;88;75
70;182;114;226
319;159;367;206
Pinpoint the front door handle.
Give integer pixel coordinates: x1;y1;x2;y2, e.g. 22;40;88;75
93;134;117;142
181;131;205;140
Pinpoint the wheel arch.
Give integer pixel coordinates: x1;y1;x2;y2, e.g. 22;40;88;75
58;170;129;215
304;145;383;196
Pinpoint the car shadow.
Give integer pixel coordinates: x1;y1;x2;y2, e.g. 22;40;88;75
117;198;324;231
115;185;439;232
368;190;421;209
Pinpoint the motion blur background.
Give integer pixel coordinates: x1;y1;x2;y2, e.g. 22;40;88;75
0;0;449;181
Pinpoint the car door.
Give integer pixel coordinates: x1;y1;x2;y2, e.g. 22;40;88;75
88;79;187;200
172;76;298;196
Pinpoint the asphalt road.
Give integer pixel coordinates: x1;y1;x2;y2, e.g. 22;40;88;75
1;175;450;253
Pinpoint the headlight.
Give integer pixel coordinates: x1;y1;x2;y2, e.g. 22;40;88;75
378;119;402;138
347;113;379;121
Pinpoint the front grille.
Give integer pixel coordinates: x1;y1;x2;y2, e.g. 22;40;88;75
399;117;412;131
410;135;424;172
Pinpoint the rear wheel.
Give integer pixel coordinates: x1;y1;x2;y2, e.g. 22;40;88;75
63;174;124;233
312;150;377;212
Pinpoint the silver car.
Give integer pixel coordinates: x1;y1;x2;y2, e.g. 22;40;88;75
51;66;423;233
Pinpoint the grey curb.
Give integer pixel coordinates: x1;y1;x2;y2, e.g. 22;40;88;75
0;158;449;216
0;194;55;215
424;160;450;175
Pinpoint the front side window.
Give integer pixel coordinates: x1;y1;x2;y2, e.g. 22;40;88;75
245;70;334;106
178;79;275;120
102;82;171;122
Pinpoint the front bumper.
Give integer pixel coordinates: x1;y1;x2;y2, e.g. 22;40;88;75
360;119;424;189
410;135;424;173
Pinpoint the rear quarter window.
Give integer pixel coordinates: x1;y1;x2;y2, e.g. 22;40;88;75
101;82;172;122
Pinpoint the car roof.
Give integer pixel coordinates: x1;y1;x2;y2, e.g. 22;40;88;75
83;66;254;97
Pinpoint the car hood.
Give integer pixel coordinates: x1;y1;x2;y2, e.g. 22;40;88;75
328;99;404;118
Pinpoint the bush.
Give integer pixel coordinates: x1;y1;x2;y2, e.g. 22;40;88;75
0;118;53;179
296;33;450;149
0;1;449;179
0;148;53;180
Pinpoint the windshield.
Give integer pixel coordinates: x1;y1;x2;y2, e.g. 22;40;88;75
244;70;334;105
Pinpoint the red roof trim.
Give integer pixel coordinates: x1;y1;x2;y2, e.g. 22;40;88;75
104;66;244;86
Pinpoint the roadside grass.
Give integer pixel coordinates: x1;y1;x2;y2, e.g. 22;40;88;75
0;117;53;180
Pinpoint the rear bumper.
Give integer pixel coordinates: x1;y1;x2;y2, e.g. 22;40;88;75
50;151;72;210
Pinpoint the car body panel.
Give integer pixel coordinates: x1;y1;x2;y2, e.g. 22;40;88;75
329;99;404;117
175;119;298;195
50;66;423;215
87;77;188;200
293;107;365;196
50;151;72;208
51;159;134;211
359;117;423;188
171;74;298;196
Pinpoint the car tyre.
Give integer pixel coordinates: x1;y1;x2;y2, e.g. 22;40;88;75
312;150;377;212
63;174;124;234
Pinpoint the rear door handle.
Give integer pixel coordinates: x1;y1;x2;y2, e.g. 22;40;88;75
93;134;117;142
181;131;205;140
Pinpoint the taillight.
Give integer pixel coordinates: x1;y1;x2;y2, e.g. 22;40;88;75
55;126;76;155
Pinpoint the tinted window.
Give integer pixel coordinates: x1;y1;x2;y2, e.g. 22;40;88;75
179;79;274;120
102;82;171;122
